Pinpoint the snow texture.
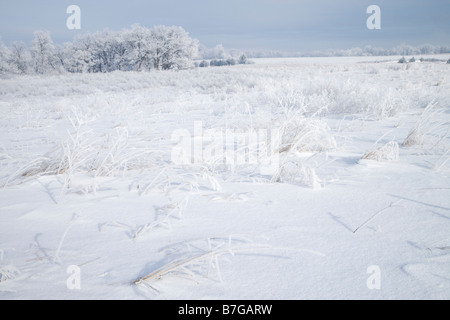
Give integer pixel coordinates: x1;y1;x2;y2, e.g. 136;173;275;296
0;55;449;300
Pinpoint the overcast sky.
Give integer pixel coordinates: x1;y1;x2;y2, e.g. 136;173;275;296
0;0;449;52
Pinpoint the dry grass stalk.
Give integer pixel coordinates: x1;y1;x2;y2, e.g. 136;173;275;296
132;198;189;242
133;236;271;288
361;141;399;162
353;199;403;234
0;265;21;283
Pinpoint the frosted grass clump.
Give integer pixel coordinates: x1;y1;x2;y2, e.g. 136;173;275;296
361;141;399;162
402;102;448;148
133;235;272;289
272;158;322;189
0;265;21;283
278;116;337;154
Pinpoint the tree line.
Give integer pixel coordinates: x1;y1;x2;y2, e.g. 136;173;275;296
0;25;199;74
233;44;450;59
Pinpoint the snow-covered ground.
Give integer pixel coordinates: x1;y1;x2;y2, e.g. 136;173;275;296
0;56;449;300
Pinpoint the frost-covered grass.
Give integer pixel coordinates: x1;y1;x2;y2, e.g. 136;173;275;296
402;101;450;150
361;141;400;162
0;56;449;299
2;57;446;187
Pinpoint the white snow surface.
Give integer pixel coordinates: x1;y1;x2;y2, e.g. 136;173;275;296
0;56;449;300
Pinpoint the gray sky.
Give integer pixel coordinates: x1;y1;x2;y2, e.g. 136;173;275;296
0;0;449;52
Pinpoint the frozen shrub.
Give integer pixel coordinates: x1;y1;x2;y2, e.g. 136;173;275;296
398;57;407;64
226;58;236;66
238;54;247;65
199;60;209;67
212;59;228;67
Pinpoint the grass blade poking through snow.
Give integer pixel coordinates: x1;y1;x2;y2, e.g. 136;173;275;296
402;101;447;148
361;141;399;162
133;235;270;288
52;213;80;264
132;197;189;242
133;235;325;291
353;199;403;234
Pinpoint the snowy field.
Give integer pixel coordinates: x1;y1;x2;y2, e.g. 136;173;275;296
0;56;449;300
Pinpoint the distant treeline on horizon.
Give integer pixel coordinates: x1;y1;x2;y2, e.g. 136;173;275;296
1;24;449;75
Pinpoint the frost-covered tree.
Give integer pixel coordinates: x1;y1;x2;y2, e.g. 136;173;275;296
124;24;154;71
150;25;198;70
95;29;129;72
2;25;199;74
393;44;420;56
31;30;57;74
53;43;71;72
64;34;95;73
198;44;228;60
65;30;129;73
419;44;434;55
0;36;10;73
439;46;450;54
8;41;30;74
211;44;227;59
